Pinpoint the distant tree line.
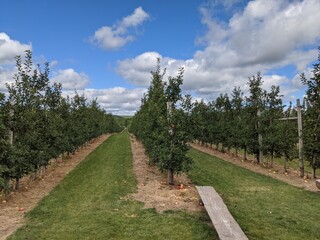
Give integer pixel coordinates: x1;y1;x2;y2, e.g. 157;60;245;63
0;50;122;195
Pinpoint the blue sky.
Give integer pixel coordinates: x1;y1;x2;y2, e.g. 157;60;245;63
1;0;320;115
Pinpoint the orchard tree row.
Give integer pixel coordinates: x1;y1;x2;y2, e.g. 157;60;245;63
129;61;193;185
0;51;122;194
190;73;298;171
131;48;320;181
189;48;320;178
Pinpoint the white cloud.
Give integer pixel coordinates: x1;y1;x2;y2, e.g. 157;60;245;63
121;7;150;28
1;67;91;94
90;7;149;50
63;87;147;115
51;68;90;90
0;33;31;91
91;26;134;50
117;52;163;86
117;0;320;102
0;33;31;64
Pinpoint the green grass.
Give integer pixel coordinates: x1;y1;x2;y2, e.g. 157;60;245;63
8;132;217;240
188;148;320;240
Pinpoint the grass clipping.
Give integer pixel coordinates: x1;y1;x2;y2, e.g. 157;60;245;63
129;135;200;213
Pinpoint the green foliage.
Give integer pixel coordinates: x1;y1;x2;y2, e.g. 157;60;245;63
213;93;232;151
0;50;121;193
301;47;320;176
190;100;211;145
130;61;193;183
245;72;266;161
189;72;298;168
230;87;247;154
261;85;298;168
0;93;10;190
6;50;52;180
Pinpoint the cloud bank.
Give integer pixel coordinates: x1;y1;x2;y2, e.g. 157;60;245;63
51;68;90;90
0;33;31;64
116;0;320;102
63;87;146;115
90;7;150;50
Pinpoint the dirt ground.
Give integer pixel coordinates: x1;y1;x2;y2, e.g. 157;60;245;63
129;135;201;213
191;143;319;192
0;134;110;240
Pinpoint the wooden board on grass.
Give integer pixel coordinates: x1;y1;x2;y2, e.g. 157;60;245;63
196;186;248;240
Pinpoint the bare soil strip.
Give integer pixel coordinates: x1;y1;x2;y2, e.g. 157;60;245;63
191;143;319;192
129;135;201;213
0;134;110;240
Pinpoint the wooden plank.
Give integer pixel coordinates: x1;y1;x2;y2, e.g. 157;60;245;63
196;186;248;240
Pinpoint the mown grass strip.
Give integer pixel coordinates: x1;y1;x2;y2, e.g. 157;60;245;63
188;148;320;240
8;132;217;240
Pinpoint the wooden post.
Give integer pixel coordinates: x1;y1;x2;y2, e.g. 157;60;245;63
276;100;303;176
167;101;174;185
257;109;263;164
297;99;304;178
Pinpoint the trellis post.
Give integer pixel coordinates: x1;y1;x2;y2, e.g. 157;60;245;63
297;99;304;177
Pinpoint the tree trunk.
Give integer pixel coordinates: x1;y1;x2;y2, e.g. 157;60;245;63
53;158;57;168
14;177;20;190
312;154;317;179
40;165;46;178
221;145;225;153
270;151;274;168
3;179;10;196
255;150;260;164
167;169;174;185
283;155;287;173
312;167;316;179
235;148;238;157
244;146;247;160
31;171;37;181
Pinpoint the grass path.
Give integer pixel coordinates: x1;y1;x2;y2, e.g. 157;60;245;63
188;148;320;240
8;132;216;240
